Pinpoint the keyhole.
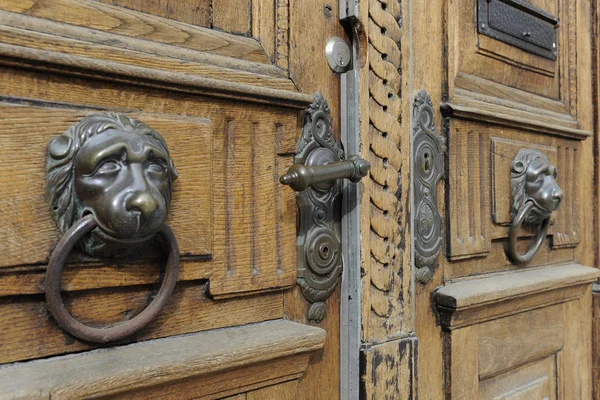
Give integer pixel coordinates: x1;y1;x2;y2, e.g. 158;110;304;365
338;54;345;66
424;152;430;172
319;244;330;259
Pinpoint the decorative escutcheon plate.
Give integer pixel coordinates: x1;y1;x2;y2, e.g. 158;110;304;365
413;91;446;284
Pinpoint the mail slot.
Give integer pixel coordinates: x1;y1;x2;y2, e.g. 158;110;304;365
478;0;558;60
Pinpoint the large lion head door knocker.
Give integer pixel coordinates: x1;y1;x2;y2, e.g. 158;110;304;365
45;113;180;343
506;149;564;265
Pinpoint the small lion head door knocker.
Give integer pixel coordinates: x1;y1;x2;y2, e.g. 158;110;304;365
506;149;564;265
45;113;180;343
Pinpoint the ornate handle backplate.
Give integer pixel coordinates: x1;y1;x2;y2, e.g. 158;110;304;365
45;113;180;343
280;93;369;322
506;149;564;265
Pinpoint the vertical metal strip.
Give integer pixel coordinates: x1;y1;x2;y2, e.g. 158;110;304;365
340;1;361;398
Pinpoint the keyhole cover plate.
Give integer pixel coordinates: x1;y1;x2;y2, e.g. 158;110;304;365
325;36;351;74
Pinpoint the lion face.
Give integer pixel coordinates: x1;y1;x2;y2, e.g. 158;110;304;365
511;149;563;225
46;114;178;256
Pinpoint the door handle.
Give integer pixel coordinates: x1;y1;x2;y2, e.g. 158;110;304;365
45;113;180;343
280;154;370;192
280;93;369;322
506;149;564;265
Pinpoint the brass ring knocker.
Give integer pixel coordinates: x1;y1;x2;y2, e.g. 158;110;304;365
505;149;563;266
45;214;179;343
507;201;551;265
45;113;180;343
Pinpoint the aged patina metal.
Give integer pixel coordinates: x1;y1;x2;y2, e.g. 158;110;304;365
413;90;446;284
506;148;564;265
281;93;369;322
478;0;558;60
45;113;180;343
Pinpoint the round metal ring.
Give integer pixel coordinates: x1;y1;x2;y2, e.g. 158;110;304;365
45;214;180;343
507;201;550;265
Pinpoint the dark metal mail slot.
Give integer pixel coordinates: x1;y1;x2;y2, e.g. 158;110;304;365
478;0;558;60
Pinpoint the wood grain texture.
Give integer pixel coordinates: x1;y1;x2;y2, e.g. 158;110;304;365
0;0;265;63
0;319;325;399
0;105;212;268
479;355;557;400
359;336;417;399
0;282;283;364
364;0;412;343
478;304;564;379
96;0;211;27
213;0;251;36
561;287;593;399
246;381;299;400
592;285;600;400
443;0;594;141
552;141;580;248
446;121;491;260
435;263;598;330
444;326;479;399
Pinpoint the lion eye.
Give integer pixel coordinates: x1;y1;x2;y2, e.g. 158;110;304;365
146;160;166;174
96;160;121;174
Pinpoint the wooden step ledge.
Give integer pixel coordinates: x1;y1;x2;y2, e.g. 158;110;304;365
0;319;326;399
434;263;598;330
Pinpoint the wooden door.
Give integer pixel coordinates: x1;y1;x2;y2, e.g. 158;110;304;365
410;0;598;399
0;1;351;398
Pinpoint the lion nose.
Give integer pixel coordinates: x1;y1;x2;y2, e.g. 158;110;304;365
552;186;564;209
126;191;159;217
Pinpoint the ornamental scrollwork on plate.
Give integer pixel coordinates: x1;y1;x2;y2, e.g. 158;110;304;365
294;93;343;322
413;91;446;284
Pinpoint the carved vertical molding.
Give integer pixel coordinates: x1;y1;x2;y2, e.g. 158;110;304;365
553;144;580;248
366;0;409;340
447;126;490;260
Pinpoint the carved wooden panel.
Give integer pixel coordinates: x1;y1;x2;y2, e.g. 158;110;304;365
479;355;557;400
364;0;411;342
447;122;491;260
446;120;580;274
0;104;213;268
443;0;592;140
209;114;297;298
552;142;580;248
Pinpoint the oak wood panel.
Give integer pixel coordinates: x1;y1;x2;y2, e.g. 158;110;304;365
478;304;564;379
447;0;559;100
0;105;212;268
0;282;283;364
0;319;324;399
446;240;574;280
552;142;580;248
252;0;276;64
246;381;299;400
435;263;598;330
213;0;252;36
0;0;266;63
562;287;593;399
0;69;300;296
0;20;294;91
479;355;557;400
359;336;417;399
446;122;491;260
96;0;211;27
444;325;479;399
115;355;306;400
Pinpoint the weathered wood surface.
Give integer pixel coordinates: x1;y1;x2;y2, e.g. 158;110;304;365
0;319;325;399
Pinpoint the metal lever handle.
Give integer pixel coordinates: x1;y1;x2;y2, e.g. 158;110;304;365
280;154;370;192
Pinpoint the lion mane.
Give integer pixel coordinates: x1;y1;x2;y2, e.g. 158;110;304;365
510;149;549;224
46;113;178;234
